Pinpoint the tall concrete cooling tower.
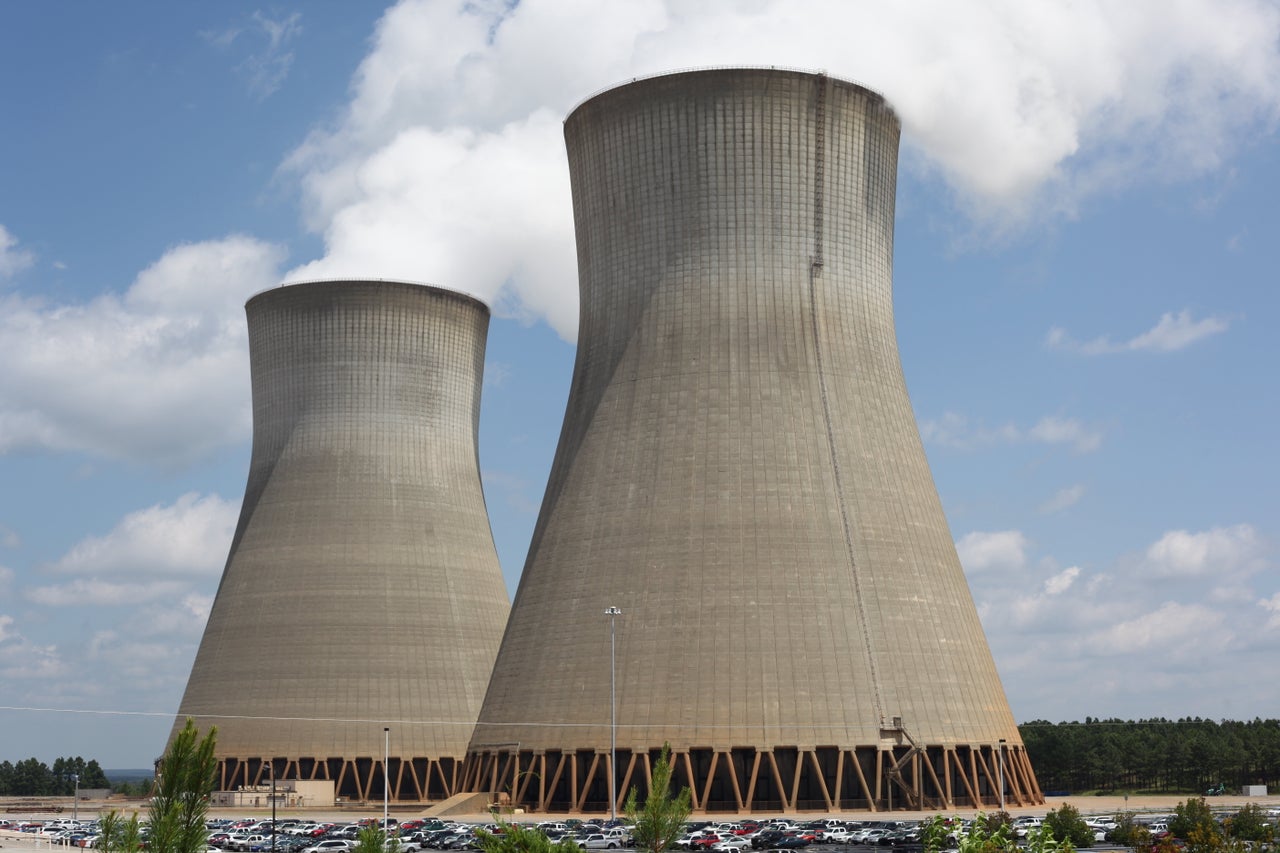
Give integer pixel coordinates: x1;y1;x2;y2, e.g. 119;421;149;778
464;69;1042;813
172;280;510;803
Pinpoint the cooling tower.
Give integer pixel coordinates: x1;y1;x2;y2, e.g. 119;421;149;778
172;279;510;802
463;69;1042;813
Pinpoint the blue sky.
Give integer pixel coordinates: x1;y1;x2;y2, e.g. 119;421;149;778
1;0;1277;769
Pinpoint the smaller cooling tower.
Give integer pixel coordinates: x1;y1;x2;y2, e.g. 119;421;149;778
172;279;510;802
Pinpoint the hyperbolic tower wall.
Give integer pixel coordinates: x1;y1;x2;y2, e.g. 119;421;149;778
173;280;510;802
463;69;1042;813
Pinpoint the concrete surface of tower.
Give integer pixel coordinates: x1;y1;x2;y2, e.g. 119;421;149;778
464;69;1042;813
172;280;510;802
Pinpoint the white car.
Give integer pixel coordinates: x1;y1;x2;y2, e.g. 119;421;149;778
304;841;356;853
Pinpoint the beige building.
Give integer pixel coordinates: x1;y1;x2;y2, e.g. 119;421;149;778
464;69;1042;813
173;280;510;803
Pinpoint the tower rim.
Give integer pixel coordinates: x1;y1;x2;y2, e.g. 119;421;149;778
565;65;895;125
249;277;492;313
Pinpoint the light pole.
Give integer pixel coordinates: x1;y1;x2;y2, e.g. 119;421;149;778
383;727;390;847
269;762;276;853
604;606;622;821
71;773;78;823
997;739;1006;811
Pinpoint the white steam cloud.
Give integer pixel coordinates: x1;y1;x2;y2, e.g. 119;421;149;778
285;0;1280;339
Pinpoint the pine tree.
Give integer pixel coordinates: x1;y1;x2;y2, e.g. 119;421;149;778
624;744;692;853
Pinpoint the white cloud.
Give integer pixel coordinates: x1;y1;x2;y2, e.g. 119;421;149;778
49;492;237;577
0;524;18;548
0;614;66;679
956;530;1029;573
25;579;190;607
287;112;578;337
1084;601;1228;656
0;224;36;279
1044;566;1081;595
1039;484;1086;514
1028;416;1103;453
282;0;1280;336
1142;523;1266;579
1260;593;1280;630
1046;309;1230;355
204;11;303;99
0;235;283;462
920;411;1102;453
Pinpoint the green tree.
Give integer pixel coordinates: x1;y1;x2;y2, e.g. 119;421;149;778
351;825;401;853
1171;798;1221;844
147;718;219;853
1044;804;1094;849
624;744;692;853
1106;813;1150;848
475;823;581;853
99;811;145;853
1224;804;1274;843
98;810;144;853
923;813;1018;853
82;759;111;789
1024;825;1075;853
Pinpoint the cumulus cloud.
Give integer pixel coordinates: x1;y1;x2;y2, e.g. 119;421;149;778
25;579;191;607
1142;523;1266;579
204;10;303;99
920;411;1102;453
1084;601;1229;656
287;111;578;335
0;224;36;279
1261;593;1280;630
282;0;1280;337
1044;566;1081;595
956;530;1029;573
1046;309;1230;355
0;614;66;679
49;493;237;577
1028;416;1103;453
0;235;283;463
1039;484;1086;514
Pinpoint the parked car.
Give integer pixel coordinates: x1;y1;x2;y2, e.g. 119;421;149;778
769;839;811;851
303;841;355;853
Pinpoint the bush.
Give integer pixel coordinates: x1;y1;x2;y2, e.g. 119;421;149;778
1106;813;1150;847
1171;798;1221;846
475;823;580;853
1225;804;1274;843
1044;804;1095;849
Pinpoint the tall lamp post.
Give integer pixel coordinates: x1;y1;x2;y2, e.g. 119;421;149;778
997;739;1007;811
269;762;276;853
604;606;622;821
71;773;79;823
383;727;391;847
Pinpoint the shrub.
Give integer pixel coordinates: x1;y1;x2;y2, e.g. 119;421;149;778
1044;804;1095;849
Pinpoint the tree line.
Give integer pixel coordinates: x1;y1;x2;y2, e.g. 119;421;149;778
0;756;118;796
1020;717;1280;794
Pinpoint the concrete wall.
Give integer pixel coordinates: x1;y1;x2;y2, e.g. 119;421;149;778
472;68;1026;758
174;280;510;765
